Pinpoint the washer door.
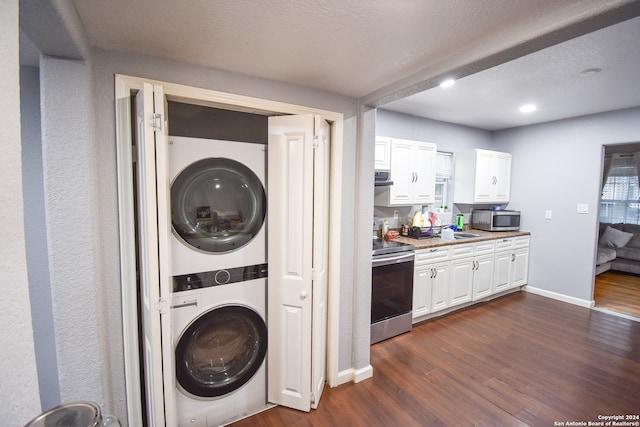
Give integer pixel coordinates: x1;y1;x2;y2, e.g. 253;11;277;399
175;305;267;398
171;157;266;253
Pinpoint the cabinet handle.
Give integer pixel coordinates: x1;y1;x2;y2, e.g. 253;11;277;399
415;172;419;182
433;268;437;278
511;253;516;262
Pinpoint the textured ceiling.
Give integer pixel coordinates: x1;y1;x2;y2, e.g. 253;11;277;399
71;0;635;98
383;16;640;130
38;0;638;129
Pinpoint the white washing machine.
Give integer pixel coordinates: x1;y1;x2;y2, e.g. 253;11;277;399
168;136;269;425
168;136;267;277
171;276;268;427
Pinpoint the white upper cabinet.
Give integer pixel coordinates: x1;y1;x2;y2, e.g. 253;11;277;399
375;138;437;206
374;136;391;170
453;149;512;204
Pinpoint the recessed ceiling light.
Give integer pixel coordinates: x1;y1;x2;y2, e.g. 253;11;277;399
519;104;536;114
579;68;603;77
439;79;455;88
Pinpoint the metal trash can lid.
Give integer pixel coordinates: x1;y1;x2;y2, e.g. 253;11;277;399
24;401;102;427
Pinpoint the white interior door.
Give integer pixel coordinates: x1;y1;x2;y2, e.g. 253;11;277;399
267;114;329;412
311;115;329;408
135;83;175;426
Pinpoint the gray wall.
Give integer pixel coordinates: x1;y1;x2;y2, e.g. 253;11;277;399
21;65;60;410
377;107;640;303
88;48;360;421
376;109;493;152
494;107;640;302
1;1;41;424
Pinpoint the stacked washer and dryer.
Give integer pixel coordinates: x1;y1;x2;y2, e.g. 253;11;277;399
168;136;269;427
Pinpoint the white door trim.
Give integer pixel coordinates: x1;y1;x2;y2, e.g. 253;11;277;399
114;74;343;426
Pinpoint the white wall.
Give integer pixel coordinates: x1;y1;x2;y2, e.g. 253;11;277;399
494;107;640;303
0;0;42;424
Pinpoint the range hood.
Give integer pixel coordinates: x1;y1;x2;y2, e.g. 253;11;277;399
374;170;393;187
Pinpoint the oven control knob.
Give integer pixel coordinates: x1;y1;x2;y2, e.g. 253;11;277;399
214;269;231;285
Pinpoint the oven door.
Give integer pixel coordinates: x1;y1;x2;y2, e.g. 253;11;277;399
371;252;415;324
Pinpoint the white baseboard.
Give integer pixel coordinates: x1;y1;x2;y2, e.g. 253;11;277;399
524;285;595;308
334;364;374;386
353;364;374;383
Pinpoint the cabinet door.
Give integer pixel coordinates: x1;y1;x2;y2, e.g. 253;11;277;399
449;257;474;307
494;250;512;293
374;137;391;170
431;262;450;312
389;140;414;204
511;248;529;288
413;142;436;204
474;150;494;202
473;254;494;300
412;266;432;319
492;152;512;202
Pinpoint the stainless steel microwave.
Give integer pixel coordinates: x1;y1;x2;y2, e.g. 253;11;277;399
472;210;520;231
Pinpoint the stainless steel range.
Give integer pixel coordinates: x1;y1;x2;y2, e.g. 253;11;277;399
371;239;415;344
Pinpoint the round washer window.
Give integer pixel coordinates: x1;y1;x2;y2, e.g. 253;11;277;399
171;157;266;253
175;305;267;398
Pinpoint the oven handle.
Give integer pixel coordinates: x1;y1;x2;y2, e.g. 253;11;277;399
372;251;415;268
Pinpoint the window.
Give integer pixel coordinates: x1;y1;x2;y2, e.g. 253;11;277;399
435;152;452;210
600;153;640;224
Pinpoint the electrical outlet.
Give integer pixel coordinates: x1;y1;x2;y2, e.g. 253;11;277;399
545;210;552;220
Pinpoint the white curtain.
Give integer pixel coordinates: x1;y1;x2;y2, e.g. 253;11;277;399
602;152;640;188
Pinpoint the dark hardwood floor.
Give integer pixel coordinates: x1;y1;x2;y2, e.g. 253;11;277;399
594;271;640;318
231;292;640;427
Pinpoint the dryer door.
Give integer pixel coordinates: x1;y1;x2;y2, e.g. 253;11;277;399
171;157;266;253
175;305;268;398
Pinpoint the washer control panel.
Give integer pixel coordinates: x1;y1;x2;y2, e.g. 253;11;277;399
173;263;268;293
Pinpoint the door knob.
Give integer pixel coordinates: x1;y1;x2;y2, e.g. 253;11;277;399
300;290;308;300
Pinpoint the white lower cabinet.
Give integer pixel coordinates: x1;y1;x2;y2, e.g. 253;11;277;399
430;263;451;312
412;235;529;322
449;241;495;307
472;253;495;300
449;256;474;307
412;247;450;319
494;236;530;292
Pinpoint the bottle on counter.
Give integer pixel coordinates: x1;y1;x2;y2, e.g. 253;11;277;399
382;218;389;235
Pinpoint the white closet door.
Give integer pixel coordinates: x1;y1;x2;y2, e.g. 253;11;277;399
135;83;174;426
311;115;329;409
267;114;329;412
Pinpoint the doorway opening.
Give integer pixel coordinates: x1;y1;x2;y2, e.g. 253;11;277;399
593;142;640;321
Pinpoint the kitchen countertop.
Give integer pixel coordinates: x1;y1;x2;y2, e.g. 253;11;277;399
394;229;531;250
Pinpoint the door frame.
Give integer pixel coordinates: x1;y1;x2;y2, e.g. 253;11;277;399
114;74;344;426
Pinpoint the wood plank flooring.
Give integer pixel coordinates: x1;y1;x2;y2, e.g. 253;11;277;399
231;292;640;427
594;271;640;318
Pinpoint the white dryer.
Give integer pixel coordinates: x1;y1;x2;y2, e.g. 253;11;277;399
168;136;267;277
171;275;268;427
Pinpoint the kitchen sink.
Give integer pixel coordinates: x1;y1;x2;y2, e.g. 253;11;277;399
453;232;482;239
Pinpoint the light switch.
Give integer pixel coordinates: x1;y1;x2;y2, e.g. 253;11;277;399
577;204;589;214
545;210;552;220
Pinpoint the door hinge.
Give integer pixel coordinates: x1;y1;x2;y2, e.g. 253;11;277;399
311;392;316;405
313;135;319;149
156;297;169;314
151;113;163;132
